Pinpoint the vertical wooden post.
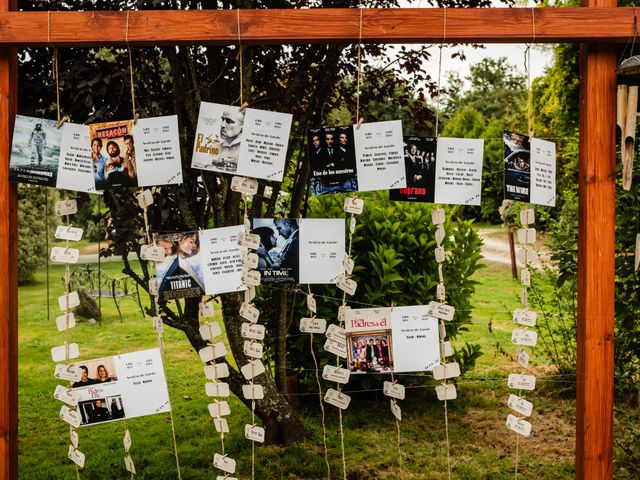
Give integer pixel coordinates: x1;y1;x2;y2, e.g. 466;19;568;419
577;0;617;477
0;0;17;477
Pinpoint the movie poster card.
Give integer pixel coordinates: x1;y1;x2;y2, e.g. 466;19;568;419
57;123;102;194
70;348;170;426
251;218;344;284
433;137;484;206
345;306;439;374
134;115;183;187
191;102;292;182
199;225;246;295
308;120;406;195
530;138;556;206
9;115;62;187
89;120;138;189
155;231;205;300
389;136;437;202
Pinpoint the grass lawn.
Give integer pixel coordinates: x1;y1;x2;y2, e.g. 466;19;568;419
17;258;577;479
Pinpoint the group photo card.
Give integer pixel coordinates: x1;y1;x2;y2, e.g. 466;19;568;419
10;115;62;187
199;225;246;295
503;130;557;206
390;136;484;205
345;305;440;374
191;102;293;182
308;120;406;195
70;348;170;426
251;218;345;284
155;231;205;300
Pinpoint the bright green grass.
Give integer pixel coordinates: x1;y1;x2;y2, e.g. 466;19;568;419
18;260;575;479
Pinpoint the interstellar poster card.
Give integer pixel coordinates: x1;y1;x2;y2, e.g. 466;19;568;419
57;123;101;194
389;136;437;202
70;348;170;427
199;225;246;295
191;102;292;182
9;115;62;187
433;137;484;206
251;218;344;284
345;306;439;375
89;120;138;189
155;231;205;300
133;115;183;187
308;120;406;195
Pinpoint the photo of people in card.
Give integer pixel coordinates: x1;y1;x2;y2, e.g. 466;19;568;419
89;120;138;189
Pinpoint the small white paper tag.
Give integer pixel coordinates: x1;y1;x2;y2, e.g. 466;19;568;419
435;225;446;245
68;445;85;468
214;417;230;433
54;364;82;382
437;283;446;301
241;269;261;287
338;305;350;322
300;317;327;334
242;384;264;400
237;232;261;249
199;302;215;317
507;373;536;391
124;454;136;474
517;248;532;265
149;277;158;295
349;216;356;234
140;244;166;262
432;362;461;381
322;365;351;384
435;383;457;401
512;329;538;347
244;215;251;233
231;176;259;195
428;301;455;321
245;424;266;443
521;269;531;286
441;341;453;358
50;247;80;264
123;429;132;452
513;309;537;327
520;288;528;307
59;405;81;428
343;197;364;214
208;400;231;418
517;227;536;245
55;199;78;216
204;362;230;380
507;394;533;417
336;275;357;296
306;294;317;314
390;400;402;421
324;388;351;410
213;453;236;474
55;313;76;332
199;322;222;341
434;246;446;264
205;382;231;397
70;430;79;449
51;343;80;362
343;254;355;276
439;322;447;340
242;252;259;270
431;208;445;225
506;413;532;437
516;348;529;368
55;225;84;242
58;291;80;311
326;324;347;343
243;341;264;359
239;302;260;323
152;316;163;334
324;337;348;359
199;342;227;363
54;385;79;407
245;285;256;303
383;381;406;400
520;208;535;226
241;323;265;341
136;189;154;208
241;359;266;380
635;234;640;271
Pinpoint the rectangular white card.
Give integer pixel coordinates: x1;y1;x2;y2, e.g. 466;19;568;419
205;382;231;397
213;453;236;474
432;362;461;381
507;394;533;417
239;302;260;324
140;244;166;262
427;301;455;321
55;313;76;332
299;218;345;284
435;383;457;401
124;455;136;474
307;294;317;313
322;365;351;384
204;363;230;380
344;197;364;215
336;275;357;295
57;123;100;194
242;384;264;400
136;189;154;208
54;385;80;407
50;247;80;264
231;176;259;195
55;225;84;242
200;225;246;295
245;424;266;443
54;364;82;382
517;227;537;245
324;388;351;410
199;302;215;317
513;309;537;327
243;341;264;359
300;317;327;334
520;208;535;226
390;399;402;421
434;137;484;205
134;115;183;187
214;417;230;433
516;348;530;369
326;324;347;343
68;446;85;468
51;343;80;362
506;414;532;437
241;322;265;341
507;373;536;391
58;291;80;311
240;360;266;380
241;269;261;287
59;405;82;428
208;401;231;418
383;381;406;400
511;329;538;347
199;342;228;363
55;199;78;216
324;337;348;358
199;322;222;341
123;429;132;452
530;138;556;207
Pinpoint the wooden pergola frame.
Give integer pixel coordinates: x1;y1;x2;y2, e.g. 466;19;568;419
0;2;624;479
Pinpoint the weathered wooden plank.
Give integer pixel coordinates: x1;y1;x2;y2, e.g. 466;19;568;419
0;8;635;46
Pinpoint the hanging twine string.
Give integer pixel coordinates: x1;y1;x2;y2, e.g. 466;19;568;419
126;11;137;120
434;7;446;137
355;8;363;124
237;9;245;106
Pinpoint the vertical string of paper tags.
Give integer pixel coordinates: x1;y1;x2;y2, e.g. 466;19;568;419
126;12;182;477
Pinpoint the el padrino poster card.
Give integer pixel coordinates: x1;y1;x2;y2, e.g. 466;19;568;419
10;115;62;187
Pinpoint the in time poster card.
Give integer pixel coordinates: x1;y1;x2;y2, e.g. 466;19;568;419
308;120;406;195
10;115;62;186
389;136;437;202
199;225;246;295
155;231;205;300
89;120;138;189
191;102;292;181
252;218;300;283
71;348;170;426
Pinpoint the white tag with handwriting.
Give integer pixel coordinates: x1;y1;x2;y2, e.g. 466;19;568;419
507;373;536;391
507;394;533;417
208;401;231;418
520;288;528;307
231;176;259;195
199;302;215;317
68;445;85;468
214;417;230;433
383;381;406;400
516;348;529;369
431;208;445;225
55;199;78;216
336;275;357;295
439;322;447;340
245;424;265;443
306;294;317;313
54;385;79;407
241;269;261;287
55;313;76;332
55;225;84;241
58;291;80;311
124;454;136;474
324;388;351;410
436;383;457;401
441;341;453;358
50;247;80;264
343;254;354;276
432;362;461;381
204;363;230;380
434;246;446;264
245;286;256;304
338;305;350;322
300;317;327;334
242;323;265;341
152;316;163;334
517;228;536;245
322;365;351;384
326;324;347;343
390;400;402;421
59;405;81;428
205;382;230;397
517;248;533;265
521;269;531;286
520;208;535;226
213;453;236;474
242;384;264;400
199;322;222;340
54;364;82;382
324;337;348;358
243;341;264;359
437;283;446;301
51;343;80;362
512;329;538;347
136;189;154;208
344;197;364;214
241;359;266;380
506;414;532;437
242;252;259;270
513;309;537;327
199;342;227;363
349;216;356;234
239;302;260;323
428;301;455;321
237;232;260;249
70;430;79;449
123;429;132;452
140;244;165;262
435;224;446;245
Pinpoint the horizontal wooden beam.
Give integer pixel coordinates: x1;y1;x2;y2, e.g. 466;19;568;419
0;7;635;47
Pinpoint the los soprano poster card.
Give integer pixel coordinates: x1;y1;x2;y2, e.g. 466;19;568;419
9;115;62;186
308;120;406;195
70;348;170;426
191;102;293;181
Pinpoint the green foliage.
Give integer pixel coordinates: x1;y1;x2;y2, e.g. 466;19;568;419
17;184;58;285
614;408;640;479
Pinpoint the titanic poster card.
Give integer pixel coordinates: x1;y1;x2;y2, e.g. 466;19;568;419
433;137;484;206
56;123;101;194
191;102;292;181
89;120;138;189
71;348;170;426
504;130;531;202
133;115;183;187
389;136;437;202
155;231;205;300
10;115;62;187
199;225;246;295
